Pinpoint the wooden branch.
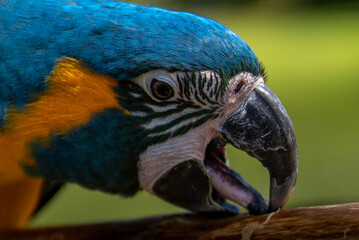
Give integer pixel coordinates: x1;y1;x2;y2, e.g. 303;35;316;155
1;203;359;240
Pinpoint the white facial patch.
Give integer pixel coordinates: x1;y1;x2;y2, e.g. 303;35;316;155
138;119;220;193
223;72;264;116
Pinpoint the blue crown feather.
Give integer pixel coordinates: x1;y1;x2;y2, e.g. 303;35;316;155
0;0;261;109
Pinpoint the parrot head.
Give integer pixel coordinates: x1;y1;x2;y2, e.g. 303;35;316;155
127;68;298;215
3;1;298;216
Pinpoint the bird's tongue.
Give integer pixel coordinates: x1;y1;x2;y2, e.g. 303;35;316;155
204;146;269;215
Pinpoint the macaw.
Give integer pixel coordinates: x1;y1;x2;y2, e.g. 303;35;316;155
0;0;298;230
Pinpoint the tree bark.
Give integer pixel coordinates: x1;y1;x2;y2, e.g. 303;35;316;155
1;203;359;240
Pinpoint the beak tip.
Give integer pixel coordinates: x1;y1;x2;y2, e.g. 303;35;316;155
269;170;297;211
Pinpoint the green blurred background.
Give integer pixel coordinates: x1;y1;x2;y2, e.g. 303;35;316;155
30;0;359;227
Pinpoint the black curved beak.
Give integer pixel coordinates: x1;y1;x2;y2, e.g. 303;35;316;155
219;83;298;212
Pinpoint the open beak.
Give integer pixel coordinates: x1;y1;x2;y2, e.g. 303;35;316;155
152;83;298;215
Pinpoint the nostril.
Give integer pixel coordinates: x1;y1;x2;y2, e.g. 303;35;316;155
234;80;244;94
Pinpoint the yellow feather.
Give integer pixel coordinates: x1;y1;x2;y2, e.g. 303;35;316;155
0;58;124;229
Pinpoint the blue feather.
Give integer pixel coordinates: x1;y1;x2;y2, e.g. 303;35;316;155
0;0;260;110
26;109;142;195
0;0;262;195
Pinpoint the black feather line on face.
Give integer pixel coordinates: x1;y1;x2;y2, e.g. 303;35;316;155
115;72;225;147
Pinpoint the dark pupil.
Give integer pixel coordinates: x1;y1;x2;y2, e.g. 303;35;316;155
151;79;174;100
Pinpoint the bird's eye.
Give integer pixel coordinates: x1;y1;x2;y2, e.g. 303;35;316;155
150;78;174;100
